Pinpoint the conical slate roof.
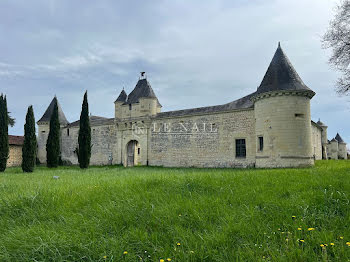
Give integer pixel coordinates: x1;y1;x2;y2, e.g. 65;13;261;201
37;97;69;125
335;133;345;143
115;89;127;103
125;78;161;107
256;43;314;95
331;138;338;143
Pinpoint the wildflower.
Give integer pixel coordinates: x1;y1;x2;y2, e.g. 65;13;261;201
177;243;181;246
103;256;107;259
297;228;302;231
281;232;285;234
167;259;172;261
340;236;344;240
190;251;194;254
308;228;315;231
278;228;281;231
160;259;165;262
320;244;325;248
123;251;128;255
299;239;305;243
292;216;296;220
286;238;289;242
263;256;266;259
324;244;328;247
330;243;334;246
346;242;350;246
179;214;182;217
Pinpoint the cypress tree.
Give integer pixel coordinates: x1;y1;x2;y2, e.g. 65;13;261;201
0;95;9;172
78;91;91;168
46;100;60;168
22;105;37;172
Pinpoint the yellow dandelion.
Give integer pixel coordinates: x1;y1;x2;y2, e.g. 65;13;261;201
330;243;334;246
167;259;172;261
320;244;325;248
292;216;296;219
263;256;266;259
123;251;128;255
160;259;165;262
177;242;181;246
299;239;305;243
346;242;350;246
308;228;315;231
297;228;302;231
324;244;328;247
340;236;344;240
103;256;107;259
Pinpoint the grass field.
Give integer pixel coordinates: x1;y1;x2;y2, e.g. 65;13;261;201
0;161;349;262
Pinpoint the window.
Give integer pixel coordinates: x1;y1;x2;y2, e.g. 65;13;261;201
236;139;246;158
295;113;304;119
258;136;263;151
129;104;132;110
67;129;70;136
138;148;140;155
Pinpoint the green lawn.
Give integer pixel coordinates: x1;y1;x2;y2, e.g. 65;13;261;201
0;161;349;262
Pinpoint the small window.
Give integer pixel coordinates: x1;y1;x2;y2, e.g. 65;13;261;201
67;129;70;136
129;104;132;110
138;148;140;155
258;136;263;151
295;113;304;119
236;139;246;158
41;131;45;133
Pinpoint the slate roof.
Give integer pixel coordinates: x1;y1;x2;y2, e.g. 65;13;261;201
256;43;314;95
9;135;24;146
37;97;69;125
67;115;113;128
330;138;338;142
317;119;326;126
156;92;255;118
335;133;345;143
115;89;127;103
125;78;161;107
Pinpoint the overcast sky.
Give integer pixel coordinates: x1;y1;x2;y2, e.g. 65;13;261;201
1;0;349;143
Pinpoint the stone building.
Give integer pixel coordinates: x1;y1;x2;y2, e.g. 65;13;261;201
37;44;347;168
7;135;24;167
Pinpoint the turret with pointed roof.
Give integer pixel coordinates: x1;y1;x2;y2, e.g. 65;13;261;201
335;133;345;143
255;43;315;98
115;89;127;103
125;78;161;107
37;97;69;126
253;43;315;168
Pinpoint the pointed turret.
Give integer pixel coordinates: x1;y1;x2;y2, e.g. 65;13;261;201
335;133;345;143
115;89;127;103
37;96;69;126
125;78;161;107
256;43;315;96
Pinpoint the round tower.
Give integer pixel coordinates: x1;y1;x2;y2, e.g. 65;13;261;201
335;133;347;159
317;119;328;159
253;43;315;168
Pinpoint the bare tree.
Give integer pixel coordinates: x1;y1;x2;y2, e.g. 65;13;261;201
322;0;350;95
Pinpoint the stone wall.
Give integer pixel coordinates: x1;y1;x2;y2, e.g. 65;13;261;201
148;109;256;168
311;123;322;160
61;124;117;166
7;145;22;167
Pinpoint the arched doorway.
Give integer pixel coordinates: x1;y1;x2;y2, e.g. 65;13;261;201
126;140;139;167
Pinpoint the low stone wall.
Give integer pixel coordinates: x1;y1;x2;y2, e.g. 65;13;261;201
7;145;22;167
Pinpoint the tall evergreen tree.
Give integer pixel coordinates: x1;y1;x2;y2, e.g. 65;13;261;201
78;91;91;168
0;95;9;172
46;100;60;168
22;106;37;172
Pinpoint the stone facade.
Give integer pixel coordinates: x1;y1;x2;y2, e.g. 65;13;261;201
37;44;347;168
7;135;24;167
